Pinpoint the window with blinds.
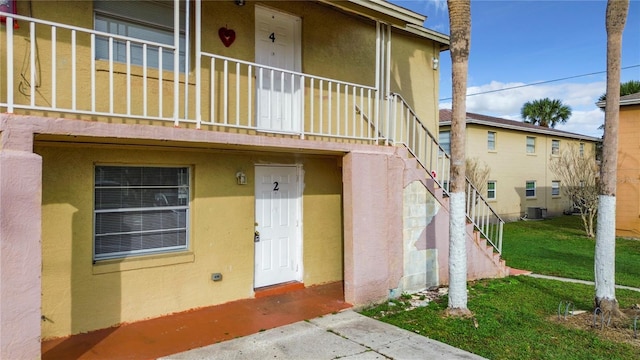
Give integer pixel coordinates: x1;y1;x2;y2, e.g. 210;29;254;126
94;165;189;260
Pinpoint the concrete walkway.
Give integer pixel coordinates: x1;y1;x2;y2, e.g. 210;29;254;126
160;310;486;360
160;273;640;360
527;273;640;292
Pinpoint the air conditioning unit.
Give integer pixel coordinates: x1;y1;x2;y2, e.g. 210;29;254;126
527;207;542;220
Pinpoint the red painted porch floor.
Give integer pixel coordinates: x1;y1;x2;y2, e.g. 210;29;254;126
41;281;351;360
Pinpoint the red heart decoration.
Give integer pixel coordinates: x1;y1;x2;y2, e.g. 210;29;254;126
218;27;236;48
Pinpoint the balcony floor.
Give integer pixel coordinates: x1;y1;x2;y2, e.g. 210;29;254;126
41;281;350;360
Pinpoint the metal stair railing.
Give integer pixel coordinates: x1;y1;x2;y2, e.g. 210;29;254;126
386;93;451;191
387;93;504;254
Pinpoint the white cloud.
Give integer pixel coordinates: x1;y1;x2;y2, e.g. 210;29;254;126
554;109;604;138
393;0;447;33
439;80;606;137
429;0;447;13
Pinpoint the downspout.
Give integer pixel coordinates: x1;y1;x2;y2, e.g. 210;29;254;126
183;0;190;120
433;42;439;131
6;18;14;113
375;21;380;142
385;25;391;101
195;0;201;128
545;137;548;211
385;24;392;143
173;0;180;126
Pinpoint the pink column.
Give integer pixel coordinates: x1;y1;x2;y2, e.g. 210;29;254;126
0;150;42;359
342;151;403;305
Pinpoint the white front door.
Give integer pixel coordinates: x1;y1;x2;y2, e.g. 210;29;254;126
255;6;302;133
254;165;302;288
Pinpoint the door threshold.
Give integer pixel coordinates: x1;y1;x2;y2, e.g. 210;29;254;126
254;281;305;298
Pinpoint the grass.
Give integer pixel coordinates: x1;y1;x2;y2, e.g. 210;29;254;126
501;215;640;288
360;277;640;360
359;215;640;359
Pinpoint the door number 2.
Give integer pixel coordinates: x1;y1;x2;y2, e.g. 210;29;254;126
269;32;276;43
273;181;279;191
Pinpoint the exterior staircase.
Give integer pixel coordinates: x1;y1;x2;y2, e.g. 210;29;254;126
386;93;507;279
399;147;508;283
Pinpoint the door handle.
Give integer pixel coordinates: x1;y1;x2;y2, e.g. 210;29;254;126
254;231;260;242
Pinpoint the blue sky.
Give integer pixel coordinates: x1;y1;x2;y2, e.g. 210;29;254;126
390;0;640;137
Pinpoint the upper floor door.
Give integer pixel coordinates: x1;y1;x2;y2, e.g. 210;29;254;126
255;6;302;133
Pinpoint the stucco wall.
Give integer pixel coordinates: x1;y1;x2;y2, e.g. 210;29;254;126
400;180;440;293
616;104;640;238
0;150;42;360
38;144;343;339
390;33;440;135
343;151;405;306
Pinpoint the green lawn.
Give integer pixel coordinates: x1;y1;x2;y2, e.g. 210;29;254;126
501;215;640;288
360;277;640;360
360;215;640;359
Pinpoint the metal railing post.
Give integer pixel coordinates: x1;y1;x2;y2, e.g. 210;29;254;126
6;17;14;113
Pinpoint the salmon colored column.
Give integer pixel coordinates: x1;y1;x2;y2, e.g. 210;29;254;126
0;149;43;360
342;151;403;306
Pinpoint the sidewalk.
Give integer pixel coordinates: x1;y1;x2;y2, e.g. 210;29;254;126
526;273;640;292
160;310;487;360
162;271;640;360
509;267;640;293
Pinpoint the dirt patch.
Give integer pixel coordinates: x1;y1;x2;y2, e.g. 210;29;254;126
552;305;640;348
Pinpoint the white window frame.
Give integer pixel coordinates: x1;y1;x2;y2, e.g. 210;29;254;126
442;180;450;193
487;180;496;200
551;139;560;155
439;130;451;155
579;142;585;157
487;131;496;151
526;136;536;154
552;180;560;196
94;0;187;72
525;180;536;198
93;165;190;260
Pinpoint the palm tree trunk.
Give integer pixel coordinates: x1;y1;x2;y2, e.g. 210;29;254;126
595;0;629;315
446;0;471;316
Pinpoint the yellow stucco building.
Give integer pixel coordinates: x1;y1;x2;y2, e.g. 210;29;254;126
609;92;640;238
1;2;508;358
439;109;601;221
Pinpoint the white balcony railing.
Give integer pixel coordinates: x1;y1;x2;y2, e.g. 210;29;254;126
0;13;380;142
199;51;379;140
1;12;502;254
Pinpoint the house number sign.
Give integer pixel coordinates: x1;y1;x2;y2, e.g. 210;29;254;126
273;181;279;191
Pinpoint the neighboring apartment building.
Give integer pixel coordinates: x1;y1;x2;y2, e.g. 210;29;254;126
1;1;510;358
599;92;640;238
439;109;601;221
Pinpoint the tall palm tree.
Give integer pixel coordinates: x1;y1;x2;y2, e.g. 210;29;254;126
520;98;572;128
446;0;471;317
595;0;628;317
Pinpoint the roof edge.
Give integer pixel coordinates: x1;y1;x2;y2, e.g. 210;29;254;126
346;0;426;25
317;0;449;47
439;119;601;142
404;24;450;49
596;98;640;107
